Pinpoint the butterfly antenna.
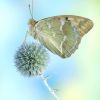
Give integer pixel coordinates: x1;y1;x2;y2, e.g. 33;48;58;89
28;4;33;19
32;0;33;18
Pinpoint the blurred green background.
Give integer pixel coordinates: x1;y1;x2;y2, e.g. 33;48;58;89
0;0;100;100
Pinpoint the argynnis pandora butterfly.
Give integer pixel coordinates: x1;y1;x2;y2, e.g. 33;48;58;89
28;4;93;58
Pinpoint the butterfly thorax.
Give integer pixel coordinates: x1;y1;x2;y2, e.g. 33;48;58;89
28;19;37;38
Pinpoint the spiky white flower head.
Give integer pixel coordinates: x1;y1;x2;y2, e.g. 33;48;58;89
14;43;49;77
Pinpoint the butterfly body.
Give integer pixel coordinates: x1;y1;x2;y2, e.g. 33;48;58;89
28;15;93;58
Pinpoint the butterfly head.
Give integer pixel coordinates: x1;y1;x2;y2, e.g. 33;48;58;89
28;19;37;27
28;19;37;38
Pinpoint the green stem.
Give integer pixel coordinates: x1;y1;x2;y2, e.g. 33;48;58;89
40;74;60;100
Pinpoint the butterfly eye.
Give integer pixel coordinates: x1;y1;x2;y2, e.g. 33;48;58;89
65;17;68;20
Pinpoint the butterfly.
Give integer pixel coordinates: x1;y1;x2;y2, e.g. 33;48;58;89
27;15;93;58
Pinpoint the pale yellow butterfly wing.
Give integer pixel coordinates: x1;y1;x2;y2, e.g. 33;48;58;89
32;15;93;58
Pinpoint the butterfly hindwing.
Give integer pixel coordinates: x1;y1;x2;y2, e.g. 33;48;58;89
32;15;93;58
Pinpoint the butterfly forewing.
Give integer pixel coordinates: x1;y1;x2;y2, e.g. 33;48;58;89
31;15;93;58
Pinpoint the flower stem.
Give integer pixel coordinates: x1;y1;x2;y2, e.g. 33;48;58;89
40;74;60;100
